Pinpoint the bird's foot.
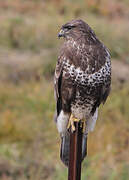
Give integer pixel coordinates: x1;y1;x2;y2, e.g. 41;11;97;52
67;114;79;132
67;114;86;133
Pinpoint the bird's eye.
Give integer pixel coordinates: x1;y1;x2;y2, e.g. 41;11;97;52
63;25;76;30
66;26;72;30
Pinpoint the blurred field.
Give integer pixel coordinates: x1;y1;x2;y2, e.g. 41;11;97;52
0;0;129;179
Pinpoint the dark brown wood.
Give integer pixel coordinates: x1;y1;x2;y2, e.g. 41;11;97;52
68;122;83;180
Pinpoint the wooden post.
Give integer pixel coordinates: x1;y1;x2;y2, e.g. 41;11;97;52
68;122;83;180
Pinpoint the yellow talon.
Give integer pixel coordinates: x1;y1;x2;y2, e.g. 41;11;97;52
67;114;80;132
67;114;86;133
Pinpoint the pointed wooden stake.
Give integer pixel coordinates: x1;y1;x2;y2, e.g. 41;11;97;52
68;122;83;180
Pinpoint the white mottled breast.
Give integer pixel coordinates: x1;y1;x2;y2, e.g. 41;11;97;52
62;39;111;88
63;57;111;88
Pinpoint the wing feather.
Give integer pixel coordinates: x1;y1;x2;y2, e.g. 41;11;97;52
54;56;63;116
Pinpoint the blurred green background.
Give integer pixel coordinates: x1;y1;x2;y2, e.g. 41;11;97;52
0;0;129;179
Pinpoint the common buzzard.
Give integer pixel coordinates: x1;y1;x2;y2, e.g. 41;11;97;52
54;19;111;166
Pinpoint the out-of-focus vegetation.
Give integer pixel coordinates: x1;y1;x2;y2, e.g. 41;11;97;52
0;0;129;179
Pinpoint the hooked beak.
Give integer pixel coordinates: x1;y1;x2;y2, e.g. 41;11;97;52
58;29;65;38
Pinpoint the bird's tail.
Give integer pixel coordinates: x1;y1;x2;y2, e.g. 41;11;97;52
60;131;87;167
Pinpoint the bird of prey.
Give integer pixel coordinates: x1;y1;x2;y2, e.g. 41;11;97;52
54;19;111;166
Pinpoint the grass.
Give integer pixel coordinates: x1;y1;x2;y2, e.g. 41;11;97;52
0;0;129;60
0;81;129;180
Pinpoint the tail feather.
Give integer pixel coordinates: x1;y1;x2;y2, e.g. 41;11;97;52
60;132;70;166
82;133;87;161
60;131;87;167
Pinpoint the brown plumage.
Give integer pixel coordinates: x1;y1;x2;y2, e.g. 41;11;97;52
54;19;111;166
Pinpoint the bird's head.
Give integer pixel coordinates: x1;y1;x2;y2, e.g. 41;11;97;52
58;19;92;40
